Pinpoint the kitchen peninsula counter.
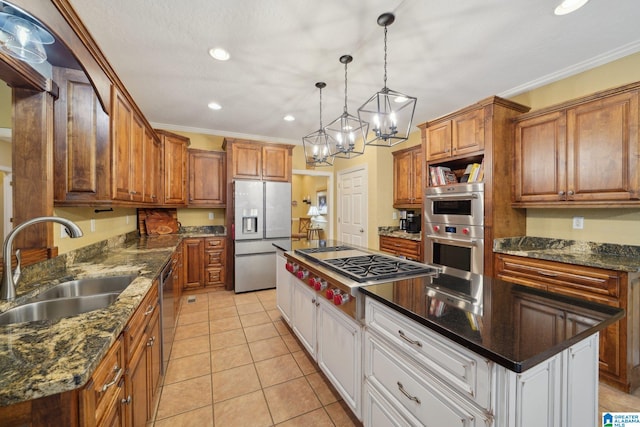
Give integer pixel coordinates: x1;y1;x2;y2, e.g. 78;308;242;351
0;227;225;407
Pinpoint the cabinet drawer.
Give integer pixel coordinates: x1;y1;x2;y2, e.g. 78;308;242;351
379;236;421;261
366;298;492;410
82;336;124;426
206;267;225;285
495;254;621;298
125;284;159;359
205;249;224;266
365;332;489;426
205;237;225;249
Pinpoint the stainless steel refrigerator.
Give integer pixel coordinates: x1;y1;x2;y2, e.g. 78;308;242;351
234;180;291;293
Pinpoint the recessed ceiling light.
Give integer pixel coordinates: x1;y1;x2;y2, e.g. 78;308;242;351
208;102;222;110
554;0;590;15
209;47;230;61
284;115;295;122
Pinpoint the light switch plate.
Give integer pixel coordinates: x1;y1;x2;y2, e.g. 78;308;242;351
209;212;215;220
572;216;584;229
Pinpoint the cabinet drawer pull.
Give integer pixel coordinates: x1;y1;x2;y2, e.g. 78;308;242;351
144;305;155;316
538;271;558;278
398;330;422;347
100;365;123;392
397;381;421;404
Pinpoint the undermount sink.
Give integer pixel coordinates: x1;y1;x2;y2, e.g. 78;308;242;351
33;274;137;301
0;293;120;325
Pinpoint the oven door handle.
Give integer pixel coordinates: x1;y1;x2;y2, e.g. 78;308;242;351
425;192;479;201
426;235;479;247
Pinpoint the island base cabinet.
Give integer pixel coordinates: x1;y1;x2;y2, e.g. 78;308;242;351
317;298;362;419
291;281;317;356
364;331;490;427
275;249;292;324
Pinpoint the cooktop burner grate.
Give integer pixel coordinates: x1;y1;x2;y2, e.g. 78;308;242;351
322;255;437;282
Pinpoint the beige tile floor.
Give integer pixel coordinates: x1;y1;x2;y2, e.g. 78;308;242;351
152;288;362;427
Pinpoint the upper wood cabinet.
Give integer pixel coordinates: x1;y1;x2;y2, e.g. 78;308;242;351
53;67;112;205
112;86;150;203
157;130;189;206
392;145;422;207
421;108;485;161
223;138;294;182
188;149;226;207
143;131;161;204
513;83;640;207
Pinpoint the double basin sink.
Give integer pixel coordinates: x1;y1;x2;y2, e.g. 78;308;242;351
0;274;138;326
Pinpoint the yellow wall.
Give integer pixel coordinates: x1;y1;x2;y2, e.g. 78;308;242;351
510;51;640;245
0;82;11;129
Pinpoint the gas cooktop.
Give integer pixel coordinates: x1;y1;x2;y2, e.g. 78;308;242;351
295;246;438;283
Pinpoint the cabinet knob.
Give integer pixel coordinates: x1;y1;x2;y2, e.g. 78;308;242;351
567;190;574;196
558;191;565;196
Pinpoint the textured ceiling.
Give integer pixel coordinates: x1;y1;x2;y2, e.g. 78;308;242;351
66;0;640;144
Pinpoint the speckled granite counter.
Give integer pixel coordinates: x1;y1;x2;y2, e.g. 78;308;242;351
378;226;421;241
493;236;640;273
0;226;225;407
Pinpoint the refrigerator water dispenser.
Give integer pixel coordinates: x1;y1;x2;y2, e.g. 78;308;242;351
243;216;258;233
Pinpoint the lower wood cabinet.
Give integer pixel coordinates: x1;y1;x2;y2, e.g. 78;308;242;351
182;237;226;291
80;335;126;427
495;253;639;392
379;235;422;261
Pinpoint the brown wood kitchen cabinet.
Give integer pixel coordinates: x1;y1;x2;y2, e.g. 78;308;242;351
143;131;162;204
188;149;226;207
223;138;294;182
183;238;205;290
419;96;530;277
157;130;189;206
53;67;112;205
421;107;485;161
513;82;640;207
392;145;423;208
495;253;638;392
123;280;161;426
204;237;226;290
80;335;125;427
379;235;422;262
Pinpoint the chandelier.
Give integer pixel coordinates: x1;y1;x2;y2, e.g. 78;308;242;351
357;13;417;147
324;55;368;159
302;82;335;167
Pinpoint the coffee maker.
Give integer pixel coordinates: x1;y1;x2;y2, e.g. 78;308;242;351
406;212;421;233
399;210;411;231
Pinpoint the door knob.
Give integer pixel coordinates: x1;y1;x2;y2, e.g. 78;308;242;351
360;228;364;233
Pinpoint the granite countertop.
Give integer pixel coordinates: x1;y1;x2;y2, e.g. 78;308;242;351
378;226;421;242
359;267;624;373
493;236;640;272
0;227;226;407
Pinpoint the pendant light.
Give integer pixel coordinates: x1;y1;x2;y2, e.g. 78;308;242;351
0;12;54;64
358;13;417;147
302;82;335;167
324;55;368;159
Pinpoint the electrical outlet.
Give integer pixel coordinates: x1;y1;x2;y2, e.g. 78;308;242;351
90;219;96;232
60;225;68;238
572;216;584;229
126;215;130;225
392;212;398;220
209;212;215;220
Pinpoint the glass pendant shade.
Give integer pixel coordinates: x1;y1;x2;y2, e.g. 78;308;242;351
358;12;417;147
0;13;53;64
324;55;368;159
302;82;335;167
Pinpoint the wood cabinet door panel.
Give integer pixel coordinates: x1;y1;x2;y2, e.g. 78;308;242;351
451;109;484;156
425;121;452;161
233;143;262;179
129;114;144;202
411;148;423;204
262;145;290;181
163;134;188;205
112;89;132;201
183;238;204;289
567;91;639;201
143;132;160;203
393;150;412;204
514;112;566;202
188;150;226;206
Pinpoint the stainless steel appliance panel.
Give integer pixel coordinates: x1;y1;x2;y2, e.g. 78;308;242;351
424;223;484;274
424;182;484;226
235;252;277;292
234;180;264;240
265;181;291;239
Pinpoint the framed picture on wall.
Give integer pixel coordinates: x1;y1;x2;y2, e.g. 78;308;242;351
317;191;327;214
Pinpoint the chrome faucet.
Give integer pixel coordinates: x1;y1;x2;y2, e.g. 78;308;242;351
1;216;83;300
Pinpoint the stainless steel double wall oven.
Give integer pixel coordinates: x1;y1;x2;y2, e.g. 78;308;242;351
423;183;485;274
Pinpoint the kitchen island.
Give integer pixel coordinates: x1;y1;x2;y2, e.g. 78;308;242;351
277;240;624;427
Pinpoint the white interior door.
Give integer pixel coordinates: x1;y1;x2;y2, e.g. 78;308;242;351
338;166;367;247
